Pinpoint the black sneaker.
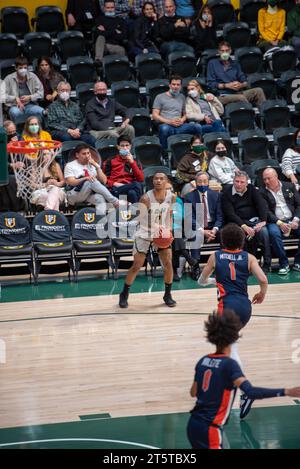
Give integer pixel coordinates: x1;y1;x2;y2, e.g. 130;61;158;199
119;291;129;308
240;393;254;419
262;264;271;274
163;294;177;307
190;262;201;281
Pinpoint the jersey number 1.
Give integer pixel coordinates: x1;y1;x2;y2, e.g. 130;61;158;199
229;262;236;281
202;370;212;392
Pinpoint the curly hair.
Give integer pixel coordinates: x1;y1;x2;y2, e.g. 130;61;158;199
205;309;242;349
221;223;245;250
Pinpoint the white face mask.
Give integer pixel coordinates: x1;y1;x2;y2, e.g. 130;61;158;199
59;91;70;102
188;89;198;99
18;68;28;77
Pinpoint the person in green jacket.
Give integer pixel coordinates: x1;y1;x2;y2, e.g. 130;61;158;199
287;0;300;58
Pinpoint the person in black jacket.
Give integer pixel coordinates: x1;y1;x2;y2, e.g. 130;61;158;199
94;0;128;62
260;167;300;275
158;0;193;58
130;2;159;58
190;5;217;55
85;81;135;141
66;0;101;34
221;171;271;273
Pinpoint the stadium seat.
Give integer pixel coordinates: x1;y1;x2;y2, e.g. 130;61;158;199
168;51;197;79
31;210;74;283
167;134;192;169
102;55;131;87
57;31;87;61
273;127;298;162
111;81;141;108
75;82;95;112
248;72;277;99
0;58;16;79
1;7;30;38
238;129;270;164
71;207;113;279
66;56;97;88
240;0;265;28
223;22;251;50
208;0;235;28
267;48;297;78
277;70;300;104
32;5;65;36
224;101;256;135
132;136;164;167
0;33;19;61
127;108;152;137
0;212;33;281
203;131;233;157
250;158;281;187
135;52;165;84
145;79;169;109
23;32;52;62
95;138;118;162
260;99;290;133
235;47;264;75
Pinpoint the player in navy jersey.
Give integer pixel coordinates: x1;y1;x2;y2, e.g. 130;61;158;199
187;309;300;449
197;223;268;417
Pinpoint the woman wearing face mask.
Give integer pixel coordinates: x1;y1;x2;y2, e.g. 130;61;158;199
176;135;211;196
186;80;226;135
281;129;300;190
131;2;159;58
22;116;52;144
208;140;240;187
257;0;287;52
190;5;217;55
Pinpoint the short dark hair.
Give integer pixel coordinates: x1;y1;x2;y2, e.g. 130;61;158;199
218;40;231;50
190;134;203;145
293;128;300;151
74;144;91;154
169;75;182;84
15;56;28;67
117;135;131;145
221;223;245;250
205;309;242;349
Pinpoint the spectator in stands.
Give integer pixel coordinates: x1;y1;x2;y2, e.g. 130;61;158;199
281;129;300;189
132;0;164;18
47;81;96;147
99;0;130;18
222;171;271;273
208;140;240;187
94;1;128;63
102;136;144;203
207;41;266;106
30;149;66;212
158;0;192;58
190;4;217;55
36;57;64;109
64;143;123;213
152;75;203;149
184;171;223;265
261;167;300;274
1;121;26;212
176;135;210;195
4;56;44;122
186;79;226;134
131;2;159;57
287;0;300;59
22;116;52;143
85;81;135;141
257;0;287;52
66;0;101;35
175;0;195;23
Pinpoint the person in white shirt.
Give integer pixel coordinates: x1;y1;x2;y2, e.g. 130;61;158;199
64;144;123;214
208;140;240;186
260;167;300;275
281;129;300;189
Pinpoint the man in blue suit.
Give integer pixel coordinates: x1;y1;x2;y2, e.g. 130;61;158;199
184;171;223;265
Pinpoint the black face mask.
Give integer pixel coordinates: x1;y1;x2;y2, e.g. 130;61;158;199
96;93;107;101
216;150;227;157
7;133;17;142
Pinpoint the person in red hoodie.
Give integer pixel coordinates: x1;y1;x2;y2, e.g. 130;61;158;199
102;136;144;203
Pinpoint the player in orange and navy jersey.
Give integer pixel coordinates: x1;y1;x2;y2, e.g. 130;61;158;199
187;309;300;449
197;223;268;418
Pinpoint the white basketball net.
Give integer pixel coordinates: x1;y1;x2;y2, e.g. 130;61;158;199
8;141;61;203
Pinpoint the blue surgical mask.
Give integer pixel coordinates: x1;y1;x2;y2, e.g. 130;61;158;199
297;138;300;146
169;88;181;97
119;149;129;156
197;185;208;193
105;11;115;17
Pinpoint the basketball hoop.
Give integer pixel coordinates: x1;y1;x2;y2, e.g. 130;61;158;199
7;140;62;202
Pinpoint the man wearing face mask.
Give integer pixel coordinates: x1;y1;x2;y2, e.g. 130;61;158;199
207;41;266;107
85;81;135;141
94;1;128;63
287;0;300;59
47;81;96;146
184;171;223;266
152;75;203;149
258;0;287;52
4;57;44;122
102;136;144;203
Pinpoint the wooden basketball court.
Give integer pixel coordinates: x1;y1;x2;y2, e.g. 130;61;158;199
1;277;300;448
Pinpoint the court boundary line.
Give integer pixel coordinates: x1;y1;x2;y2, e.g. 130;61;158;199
0;438;159;449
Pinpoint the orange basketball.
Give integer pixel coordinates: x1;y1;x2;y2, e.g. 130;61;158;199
153;227;174;249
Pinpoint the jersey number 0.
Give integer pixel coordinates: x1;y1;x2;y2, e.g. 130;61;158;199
202;369;212;392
